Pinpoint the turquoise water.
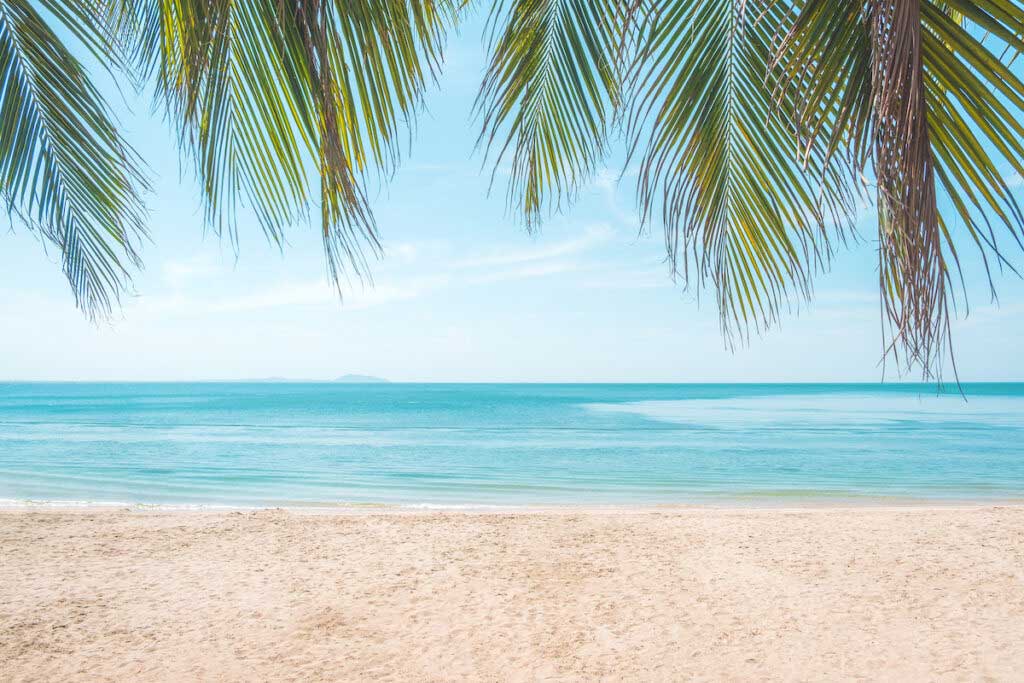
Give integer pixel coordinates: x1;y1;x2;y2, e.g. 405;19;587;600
1;383;1022;507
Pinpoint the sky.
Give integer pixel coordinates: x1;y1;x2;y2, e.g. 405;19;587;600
2;13;1023;382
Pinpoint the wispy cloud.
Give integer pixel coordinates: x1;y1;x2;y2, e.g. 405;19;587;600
592;167;642;231
466;261;583;285
137;223;622;317
385;242;420;264
138;275;450;316
161;253;222;289
578;269;670;291
952;300;1024;332
454;223;613;269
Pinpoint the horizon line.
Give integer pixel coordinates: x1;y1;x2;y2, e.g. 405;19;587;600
3;379;1024;385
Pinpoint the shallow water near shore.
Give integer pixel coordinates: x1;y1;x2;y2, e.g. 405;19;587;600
1;382;1023;507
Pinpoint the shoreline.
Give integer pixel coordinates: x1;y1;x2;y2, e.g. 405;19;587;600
3;497;1024;514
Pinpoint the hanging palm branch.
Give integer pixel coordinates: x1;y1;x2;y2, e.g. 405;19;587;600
0;0;148;318
622;0;857;344
2;0;1024;380
476;0;633;228
122;0;457;284
774;0;1024;377
482;0;1024;378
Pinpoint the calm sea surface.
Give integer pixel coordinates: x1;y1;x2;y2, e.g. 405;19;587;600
1;383;1022;507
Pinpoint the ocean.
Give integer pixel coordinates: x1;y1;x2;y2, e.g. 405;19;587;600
1;382;1022;508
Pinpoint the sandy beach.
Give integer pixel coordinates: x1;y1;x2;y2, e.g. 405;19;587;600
2;505;1023;681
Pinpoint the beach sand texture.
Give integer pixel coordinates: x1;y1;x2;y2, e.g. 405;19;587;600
2;506;1023;681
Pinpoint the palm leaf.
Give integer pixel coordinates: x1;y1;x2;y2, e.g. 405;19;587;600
0;0;147;317
626;0;855;343
777;0;1024;379
476;0;632;229
122;0;456;284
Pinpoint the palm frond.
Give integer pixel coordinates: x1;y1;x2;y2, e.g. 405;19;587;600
0;0;148;318
920;0;1024;324
126;0;456;284
867;0;948;376
777;0;1024;379
476;0;633;229
626;0;855;343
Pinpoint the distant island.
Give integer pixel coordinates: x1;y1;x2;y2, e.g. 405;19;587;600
334;375;390;383
242;375;390;383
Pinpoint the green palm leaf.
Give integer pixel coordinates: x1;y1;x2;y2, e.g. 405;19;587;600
0;0;147;317
4;0;1024;381
477;0;631;228
625;0;855;343
122;0;457;283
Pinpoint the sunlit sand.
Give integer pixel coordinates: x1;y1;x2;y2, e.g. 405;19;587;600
3;505;1023;681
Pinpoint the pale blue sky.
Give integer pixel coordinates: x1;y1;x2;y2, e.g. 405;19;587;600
2;13;1023;382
